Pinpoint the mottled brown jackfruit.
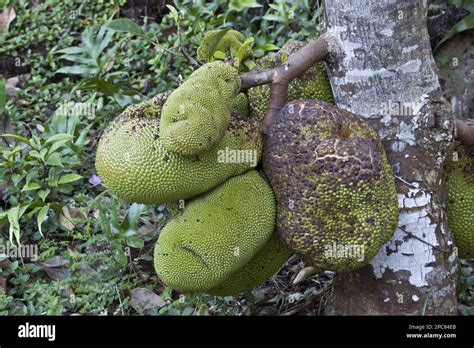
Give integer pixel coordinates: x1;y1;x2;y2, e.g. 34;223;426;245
263;99;399;272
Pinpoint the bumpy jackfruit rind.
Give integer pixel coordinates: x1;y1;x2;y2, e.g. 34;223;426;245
196;29;253;65
445;142;474;259
160;61;241;156
95;92;263;205
153;170;276;293
207;233;292;296
248;41;334;121
232;92;249;116
263;99;399;272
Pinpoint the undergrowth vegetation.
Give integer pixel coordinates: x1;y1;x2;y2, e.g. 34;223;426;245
0;0;472;315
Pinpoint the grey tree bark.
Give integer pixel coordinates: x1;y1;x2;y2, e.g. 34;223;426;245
323;0;458;315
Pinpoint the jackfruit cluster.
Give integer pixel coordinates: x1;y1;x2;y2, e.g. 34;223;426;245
96;31;363;296
263;100;399;272
248;41;334;121
154;171;290;294
96;92;263;205
160;61;241;156
445;142;474;259
95;81;290;295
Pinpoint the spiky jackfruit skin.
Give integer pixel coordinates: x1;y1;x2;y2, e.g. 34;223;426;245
263;100;399;272
446;142;474;259
208;233;291;296
154;171;276;293
248;41;334;121
160;61;241;156
232;92;249;116
95;92;263;205
196;29;252;64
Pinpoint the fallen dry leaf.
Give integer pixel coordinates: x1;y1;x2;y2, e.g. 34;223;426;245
130;288;166;312
6;76;19;96
0;7;16;31
38;256;69;281
137;224;158;241
43;267;67;281
36;124;45;133
41;256;69;268
293;266;318;284
59;206;75;231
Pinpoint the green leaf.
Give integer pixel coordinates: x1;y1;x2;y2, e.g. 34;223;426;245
436;13;474;50
114;248;128;267
166;5;179;23
56;46;85;55
45;133;74;144
260;43;280;52
45;153;63;167
58;174;82;185
0;78;5;114
37;189;50;202
79;77;126;97
37;204;49;237
21;182;41;192
229;0;262;11
120;203;146;233
47;139;70;155
106;19;144;36
262;14;285;22
126;236;144;249
7;206;20;245
0;134;31;146
55;65;98;76
0;211;7;224
58;53;91;65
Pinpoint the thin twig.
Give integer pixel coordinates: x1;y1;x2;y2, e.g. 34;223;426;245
398;226;450;253
180;45;201;69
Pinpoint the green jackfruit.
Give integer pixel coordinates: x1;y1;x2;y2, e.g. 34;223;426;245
196;29;253;69
446;142;474;259
248;41;334;121
95;92;262;205
160;61;241;156
208;232;291;296
232;92;249;116
263;100;399;272
154;170;278;294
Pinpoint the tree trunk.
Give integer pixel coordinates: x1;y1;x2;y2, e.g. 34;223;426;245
324;0;458;315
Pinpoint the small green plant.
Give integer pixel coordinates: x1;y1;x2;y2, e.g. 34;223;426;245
99;202;147;267
0;106;90;244
56;23;139;108
435;0;474;50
